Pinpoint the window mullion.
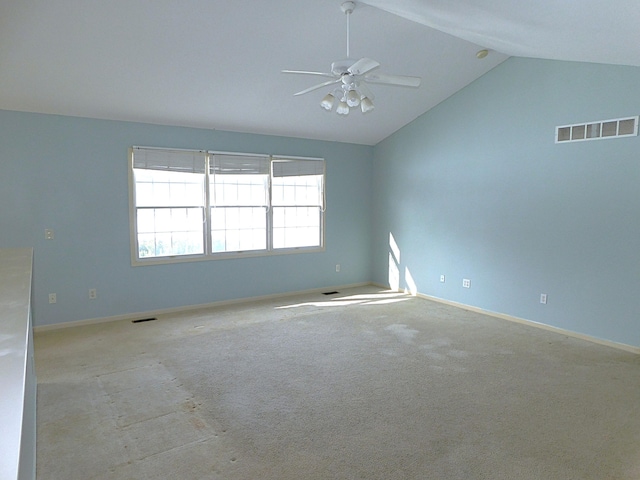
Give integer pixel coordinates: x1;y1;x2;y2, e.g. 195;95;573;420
267;157;274;251
204;154;212;255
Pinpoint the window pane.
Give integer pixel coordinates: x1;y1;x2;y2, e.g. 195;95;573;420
136;207;204;258
210;207;266;253
137;209;155;233
272;175;322;207
211;208;225;228
283;185;295;204
273;228;284;249
211;174;268;207
138;233;157;258
221;183;237;204
135;183;154;206
273;207;284;225
226;208;240;229
134;169;204;207
273;207;320;249
154;233;172;257
225;229;240;251
211;230;226;253
238;207;253;228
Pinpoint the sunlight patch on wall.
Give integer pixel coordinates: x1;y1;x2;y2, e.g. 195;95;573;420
389;252;400;291
405;267;417;296
389;232;401;291
389;232;401;263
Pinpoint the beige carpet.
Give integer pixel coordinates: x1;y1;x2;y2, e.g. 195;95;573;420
35;286;640;479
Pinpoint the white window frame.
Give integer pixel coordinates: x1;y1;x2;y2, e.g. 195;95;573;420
271;155;327;250
129;147;326;266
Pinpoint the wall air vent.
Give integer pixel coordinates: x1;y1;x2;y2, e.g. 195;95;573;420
556;116;638;143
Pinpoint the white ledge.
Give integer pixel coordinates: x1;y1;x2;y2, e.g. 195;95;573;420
0;248;36;480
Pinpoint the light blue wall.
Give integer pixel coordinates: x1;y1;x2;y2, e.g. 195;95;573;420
5;57;639;347
373;57;640;347
0;111;373;326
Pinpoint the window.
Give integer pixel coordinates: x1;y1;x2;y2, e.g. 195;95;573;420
129;147;325;264
272;157;325;249
131;148;206;259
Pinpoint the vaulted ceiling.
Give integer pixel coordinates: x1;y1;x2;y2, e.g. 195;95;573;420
1;1;638;145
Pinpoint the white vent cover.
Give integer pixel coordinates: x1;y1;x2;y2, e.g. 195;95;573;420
556;116;638;143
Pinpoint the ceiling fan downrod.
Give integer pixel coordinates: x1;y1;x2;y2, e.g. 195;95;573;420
330;2;373;115
342;1;355;59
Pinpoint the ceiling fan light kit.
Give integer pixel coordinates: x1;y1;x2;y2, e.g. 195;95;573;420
360;96;375;113
320;93;335;111
336;99;350;115
283;1;420;116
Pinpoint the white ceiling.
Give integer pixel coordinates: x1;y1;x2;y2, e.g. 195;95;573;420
0;1;638;146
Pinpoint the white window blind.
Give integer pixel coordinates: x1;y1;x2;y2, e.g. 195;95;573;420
133;147;206;173
211;154;270;175
272;158;325;177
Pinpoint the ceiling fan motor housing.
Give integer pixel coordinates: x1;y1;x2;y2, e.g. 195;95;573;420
331;59;355;76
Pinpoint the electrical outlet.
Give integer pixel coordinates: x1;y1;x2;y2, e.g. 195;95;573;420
45;228;54;240
89;289;97;300
48;293;57;304
335;264;340;272
462;278;471;288
540;293;548;304
440;275;445;283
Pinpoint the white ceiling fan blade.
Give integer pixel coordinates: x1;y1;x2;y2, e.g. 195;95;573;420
348;57;380;76
294;78;341;96
364;72;421;87
356;81;375;100
282;69;335;79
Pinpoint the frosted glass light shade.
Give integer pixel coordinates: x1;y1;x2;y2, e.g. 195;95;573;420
320;93;335;111
346;89;360;107
360;96;374;113
336;100;349;115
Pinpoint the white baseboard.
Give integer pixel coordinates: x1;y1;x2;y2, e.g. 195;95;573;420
35;282;640;354
370;282;639;354
33;282;371;333
423;292;639;354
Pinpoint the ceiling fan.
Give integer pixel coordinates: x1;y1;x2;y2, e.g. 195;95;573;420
282;1;421;115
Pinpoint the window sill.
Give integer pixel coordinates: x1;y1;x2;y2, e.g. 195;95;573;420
131;245;326;267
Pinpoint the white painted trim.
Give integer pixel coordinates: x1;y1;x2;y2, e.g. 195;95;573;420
0;248;36;480
419;293;640;354
34;282;371;332
36;281;640;355
369;283;640;354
